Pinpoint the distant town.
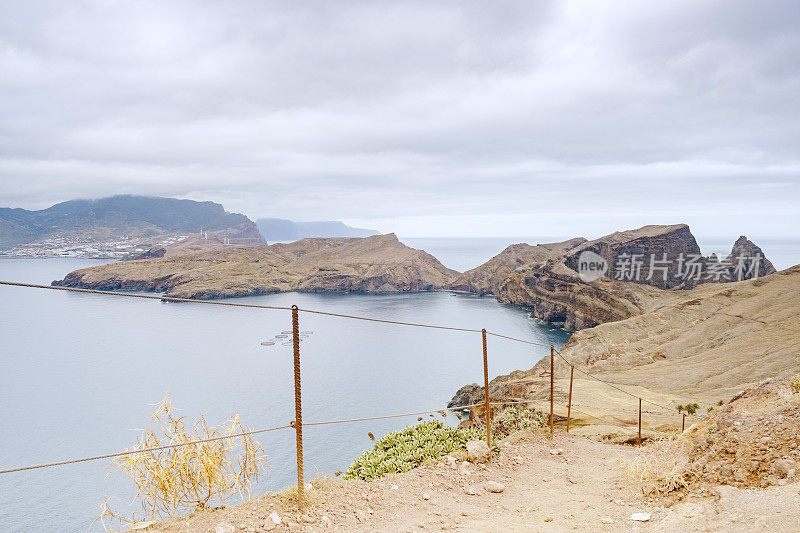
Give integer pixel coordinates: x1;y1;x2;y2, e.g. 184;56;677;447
0;234;189;259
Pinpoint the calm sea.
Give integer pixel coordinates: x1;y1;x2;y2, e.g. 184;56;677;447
0;257;569;532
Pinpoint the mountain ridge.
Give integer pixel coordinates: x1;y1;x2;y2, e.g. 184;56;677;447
0;195;263;248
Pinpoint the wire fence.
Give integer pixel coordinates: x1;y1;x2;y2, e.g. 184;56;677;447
0;279;698;507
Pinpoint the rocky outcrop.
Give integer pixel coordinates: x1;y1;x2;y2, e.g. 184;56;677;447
563;224;702;289
450;238;586;294
207;221;267;245
54;233;458;299
712;235;777;281
447;383;483;409
451;224;775;331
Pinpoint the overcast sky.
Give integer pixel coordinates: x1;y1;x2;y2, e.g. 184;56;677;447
1;0;799;238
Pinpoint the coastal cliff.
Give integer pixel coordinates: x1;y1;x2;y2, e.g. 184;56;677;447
53;233;457;299
449;265;800;413
451;224;775;331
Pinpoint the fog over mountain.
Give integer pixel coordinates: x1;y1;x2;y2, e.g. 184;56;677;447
1;1;798;237
256;219;378;241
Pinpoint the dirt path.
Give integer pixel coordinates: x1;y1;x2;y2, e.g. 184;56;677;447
152;430;800;532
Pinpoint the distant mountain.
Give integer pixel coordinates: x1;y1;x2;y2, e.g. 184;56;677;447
0;195;263;248
256;218;379;241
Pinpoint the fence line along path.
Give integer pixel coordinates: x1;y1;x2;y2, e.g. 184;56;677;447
0;279;697;509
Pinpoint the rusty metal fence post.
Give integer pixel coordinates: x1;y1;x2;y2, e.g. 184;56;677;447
566;365;574;433
549;345;554;438
481;328;491;448
291;305;305;509
682;413;686;433
637;397;642;446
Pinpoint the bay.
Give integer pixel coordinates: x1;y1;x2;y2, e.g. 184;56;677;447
0;258;569;532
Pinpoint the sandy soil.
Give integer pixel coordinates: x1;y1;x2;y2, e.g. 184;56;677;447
151;429;800;533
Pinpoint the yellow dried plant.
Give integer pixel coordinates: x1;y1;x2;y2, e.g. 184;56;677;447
95;393;267;531
616;434;697;495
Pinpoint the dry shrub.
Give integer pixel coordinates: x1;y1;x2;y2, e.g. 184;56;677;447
791;373;800;394
616;434;697;495
95;393;267;531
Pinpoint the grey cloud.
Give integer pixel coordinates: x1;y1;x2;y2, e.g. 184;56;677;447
0;0;798;236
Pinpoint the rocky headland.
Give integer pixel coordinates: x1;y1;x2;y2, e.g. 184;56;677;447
446;224;797;449
53;233;457;299
451;224;775;330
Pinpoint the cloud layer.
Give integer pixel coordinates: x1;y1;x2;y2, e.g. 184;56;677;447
1;0;798;237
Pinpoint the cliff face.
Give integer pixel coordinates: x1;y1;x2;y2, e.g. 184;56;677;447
495;272;661;330
451;224;775;331
562;224;701;289
207;222;266;245
54;233;457;299
449;265;800;411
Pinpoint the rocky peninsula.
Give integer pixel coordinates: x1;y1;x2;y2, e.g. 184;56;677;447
53;233;457;299
452;224;775;330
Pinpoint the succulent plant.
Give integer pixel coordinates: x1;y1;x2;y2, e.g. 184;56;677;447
344;420;483;481
490;407;545;439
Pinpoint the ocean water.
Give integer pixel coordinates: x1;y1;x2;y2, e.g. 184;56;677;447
0;258;569;532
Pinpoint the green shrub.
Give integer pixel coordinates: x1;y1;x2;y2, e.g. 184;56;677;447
344;420;483;481
491;407;545;439
791;373;800;394
685;403;700;415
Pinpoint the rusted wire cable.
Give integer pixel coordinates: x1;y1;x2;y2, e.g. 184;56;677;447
553;349;686;415
0;400;495;475
305;409;458;427
488;397;637;430
0;424;292;475
485;331;550;347
0;281;539;341
0;391;684;476
296;307;482;333
0;281;293;311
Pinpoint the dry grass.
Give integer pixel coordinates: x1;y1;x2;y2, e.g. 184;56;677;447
94;393;267;531
276;475;329;507
616;433;697;495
